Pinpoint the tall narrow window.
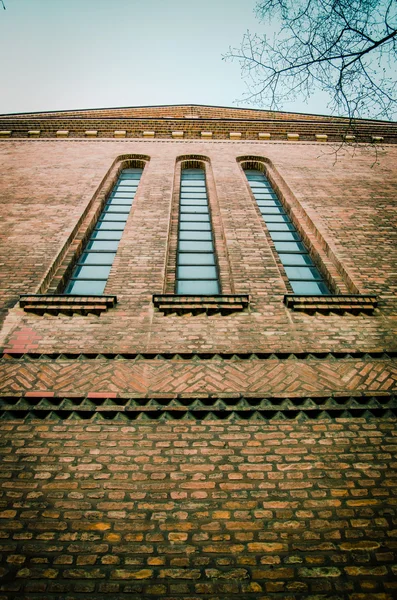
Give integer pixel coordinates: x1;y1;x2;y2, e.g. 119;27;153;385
65;168;143;295
245;169;330;295
176;168;220;295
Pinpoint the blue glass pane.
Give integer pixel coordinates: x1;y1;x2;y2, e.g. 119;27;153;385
249;181;269;188
285;266;322;280
278;253;313;266
180;199;208;206
178;266;217;279
86;240;119;251
176;280;220;295
269;231;300;242
107;197;134;206
181;180;206;187
181;193;207;199
179;231;213;241
91;230;123;241
260;207;285;215
256;200;282;207
95;221;125;231
180;222;211;231
80;253;116;265
274;241;306;252
262;214;290;223
181;187;206;193
103;205;130;214
290;281;330;295
65;280;106;295
100;214;128;222
180;214;210;222
266;222;296;232
73;265;112;279
178;253;215;265
179;241;213;252
182;170;205;179
181;206;209;214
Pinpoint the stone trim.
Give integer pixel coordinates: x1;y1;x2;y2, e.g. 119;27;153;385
284;294;377;314
19;295;117;315
153;294;249;314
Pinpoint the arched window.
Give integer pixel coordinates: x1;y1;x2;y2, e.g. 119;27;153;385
245;168;330;295
176;167;220;295
64;167;144;295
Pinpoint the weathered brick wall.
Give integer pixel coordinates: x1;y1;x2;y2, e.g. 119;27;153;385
0;139;396;354
0;418;395;600
0;131;396;598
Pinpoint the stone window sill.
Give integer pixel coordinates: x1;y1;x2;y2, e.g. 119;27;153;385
153;294;250;315
284;294;377;314
19;295;117;316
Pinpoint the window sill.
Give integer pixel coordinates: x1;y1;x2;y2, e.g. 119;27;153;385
153;294;250;315
284;294;377;314
19;295;117;316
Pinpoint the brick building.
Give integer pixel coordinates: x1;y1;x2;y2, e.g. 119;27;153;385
0;104;396;599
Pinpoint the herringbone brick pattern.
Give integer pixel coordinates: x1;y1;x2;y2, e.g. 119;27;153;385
1;357;396;397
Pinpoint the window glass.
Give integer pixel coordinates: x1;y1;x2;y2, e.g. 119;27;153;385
177;168;219;295
180;222;212;231
90;230;123;241
80;252;116;265
178;253;215;265
64;167;143;294
181;206;209;214
103;205;131;214
181;193;208;200
259;207;285;215
278;253;313;266
180;199;208;206
179;241;214;252
107;197;134;206
274;241;306;252
245;168;330;295
269;231;300;242
290;281;329;295
179;231;213;241
178;266;218;279
265;222;296;232
73;265;112;279
180;214;210;222
86;240;120;251
65;279;106;295
284;266;322;280
177;280;220;295
99;213;128;222
95;221;125;231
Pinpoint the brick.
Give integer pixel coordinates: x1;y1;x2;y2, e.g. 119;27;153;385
0;102;396;599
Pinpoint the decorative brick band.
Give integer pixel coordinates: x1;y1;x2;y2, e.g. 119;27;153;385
284;294;377;313
1;350;395;360
153;294;250;314
19;295;117;316
0;393;395;421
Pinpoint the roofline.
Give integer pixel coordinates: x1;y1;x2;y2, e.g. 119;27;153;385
0;103;394;124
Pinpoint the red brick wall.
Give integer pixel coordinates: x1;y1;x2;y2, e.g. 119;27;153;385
0;418;395;599
0;134;396;598
0;139;396;354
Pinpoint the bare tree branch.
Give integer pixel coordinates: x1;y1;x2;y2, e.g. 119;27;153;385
224;0;397;119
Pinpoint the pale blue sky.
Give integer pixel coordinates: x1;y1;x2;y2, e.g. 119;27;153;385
0;0;330;115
